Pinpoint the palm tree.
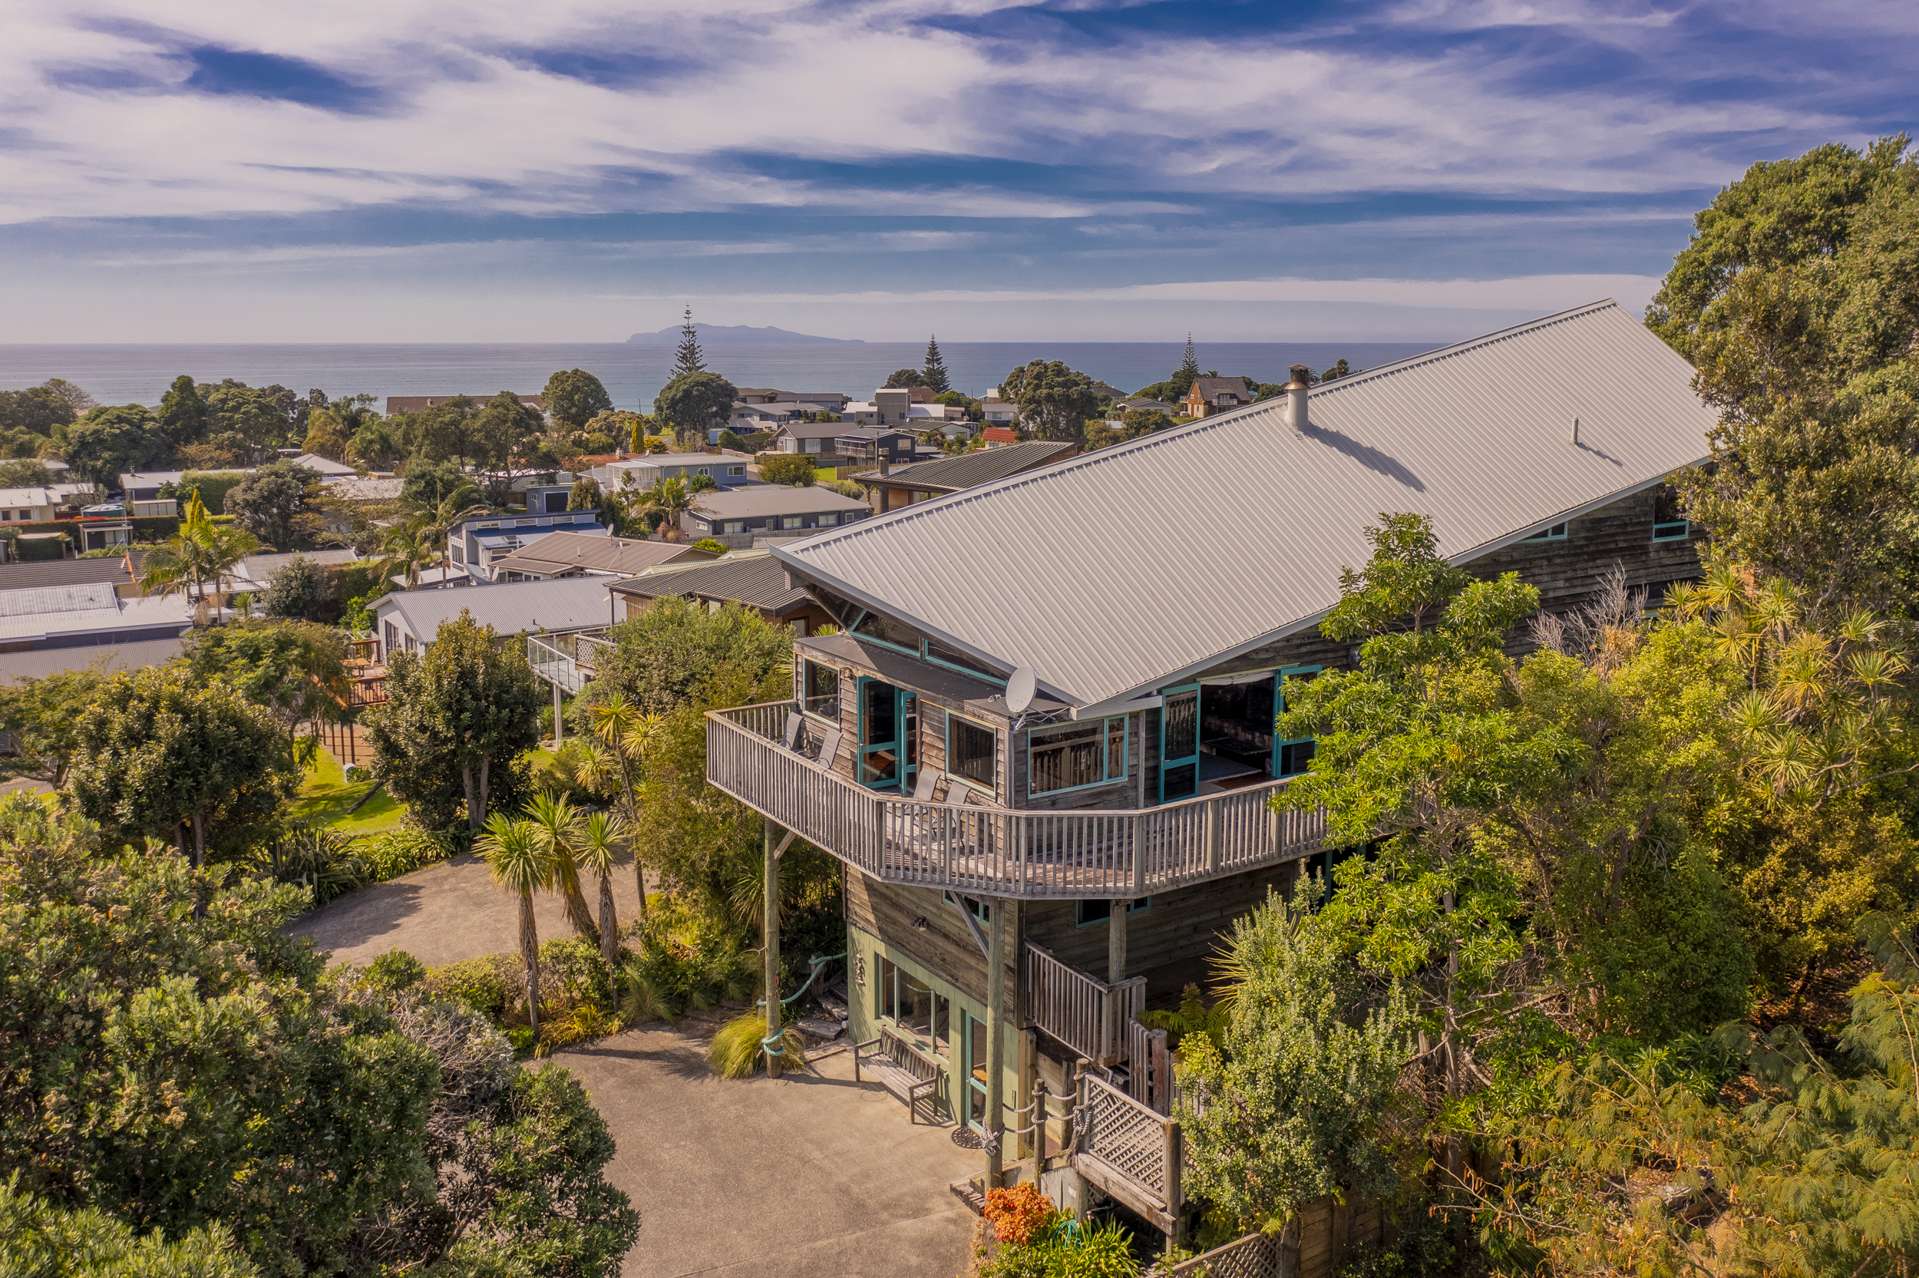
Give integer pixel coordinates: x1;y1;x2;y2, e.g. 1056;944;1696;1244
141;490;259;621
589;692;662;918
476;812;553;1037
575;809;631;968
525;791;599;943
631;476;695;542
378;489;487;591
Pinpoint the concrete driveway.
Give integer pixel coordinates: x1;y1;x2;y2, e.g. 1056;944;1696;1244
558;1021;981;1278
290;853;650;968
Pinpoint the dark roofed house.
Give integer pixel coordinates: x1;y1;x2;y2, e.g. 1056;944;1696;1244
1179;376;1258;419
682;483;869;546
696;300;1721;1232
610;551;832;634
854;439;1079;514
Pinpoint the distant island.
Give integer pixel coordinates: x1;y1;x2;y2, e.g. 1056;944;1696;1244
623;323;864;347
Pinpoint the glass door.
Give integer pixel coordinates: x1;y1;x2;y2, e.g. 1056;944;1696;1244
963;1011;989;1131
1272;665;1322;778
856;680;919;791
1159;684;1200;801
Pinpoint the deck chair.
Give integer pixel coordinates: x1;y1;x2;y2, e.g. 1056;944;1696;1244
809;725;843;773
910;767;944;803
782;711;805;752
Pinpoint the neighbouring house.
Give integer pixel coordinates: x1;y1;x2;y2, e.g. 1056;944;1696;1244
0;483;99;525
608;550;833;634
736;388;853;411
230;548;362;595
765;421;916;467
444;509;606;583
0;583;194;653
698;300;1716;1244
326;474;406;504
978;426;1019;446
980;393;1017;426
853;440;1079;514
383;393;546;416
1111;397;1180;419
588;451;753;494
0;553;144;596
488;531;715;580
681;483;869;546
1179;375;1259;419
370;575;614;661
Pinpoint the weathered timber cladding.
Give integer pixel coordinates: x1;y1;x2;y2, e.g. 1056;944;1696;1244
801;642;1013;802
1023;860;1303;982
845;872;1015;1009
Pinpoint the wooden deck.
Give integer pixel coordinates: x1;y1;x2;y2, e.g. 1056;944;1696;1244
705;700;1326;901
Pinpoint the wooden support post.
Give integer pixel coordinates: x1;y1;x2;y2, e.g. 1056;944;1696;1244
984;894;1007;1188
1031;1078;1048;1180
1017;1027;1038;1161
1106;901;1129;1063
763;818;783;1079
1163;1119;1184;1254
551;682;565;749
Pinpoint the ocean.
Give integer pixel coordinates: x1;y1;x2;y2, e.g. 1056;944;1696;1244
0;339;1438;410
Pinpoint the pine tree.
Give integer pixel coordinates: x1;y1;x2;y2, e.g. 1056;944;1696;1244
922;334;951;394
1171;333;1201;397
672;305;705;377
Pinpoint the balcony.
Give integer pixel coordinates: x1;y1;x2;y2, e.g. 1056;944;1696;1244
704;701;1326;901
527;630;615;696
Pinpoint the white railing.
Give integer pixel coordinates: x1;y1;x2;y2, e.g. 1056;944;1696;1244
705;700;1327;900
526;629;614;696
1023;943;1145;1063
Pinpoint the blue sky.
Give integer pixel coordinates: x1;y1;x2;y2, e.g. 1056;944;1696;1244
1;0;1912;342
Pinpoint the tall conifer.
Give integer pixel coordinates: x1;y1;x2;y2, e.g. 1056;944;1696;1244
672;305;705;376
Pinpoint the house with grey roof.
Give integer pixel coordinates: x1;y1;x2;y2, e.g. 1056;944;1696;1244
1178;375;1258;419
370;576;615;661
587;452;753;494
698;300;1720;1231
609;550;831;634
682;483;869;546
489;531;714;580
852;439;1079;514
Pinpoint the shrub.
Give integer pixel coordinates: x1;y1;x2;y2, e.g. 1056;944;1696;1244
428;954;520;1022
363;950;427;992
253;823;364;904
689;537;729;556
758;453;817;486
707;1008;807;1078
357;820;457;881
977;1214;1140;1278
984;1184;1054;1246
619;893;755;1022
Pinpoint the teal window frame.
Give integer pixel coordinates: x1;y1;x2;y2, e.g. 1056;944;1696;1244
1652;517;1691;542
1273;665;1323;779
854;676;915;792
1028;715;1129;798
944;712;999;793
1523;521;1569;542
1158;683;1201;802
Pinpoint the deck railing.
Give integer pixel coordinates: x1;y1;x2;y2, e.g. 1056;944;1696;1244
526;630;615;696
705;700;1327;900
1023;943;1145;1063
1073;1071;1182;1230
1148;1234;1281;1278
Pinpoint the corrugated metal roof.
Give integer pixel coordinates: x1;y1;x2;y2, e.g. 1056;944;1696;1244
775;301;1720;708
611;551;813;612
693;485;868;518
374;577;612;641
490;532;709;577
0;582;120;617
0;556;135;591
862;440;1079;492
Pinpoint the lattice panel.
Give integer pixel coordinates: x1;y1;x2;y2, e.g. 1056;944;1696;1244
1150;1232;1281;1278
1078;1076;1168;1199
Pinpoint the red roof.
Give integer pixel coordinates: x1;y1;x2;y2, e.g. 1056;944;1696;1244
981;426;1019;445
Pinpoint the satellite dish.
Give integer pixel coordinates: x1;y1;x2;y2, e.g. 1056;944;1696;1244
1006;667;1037;714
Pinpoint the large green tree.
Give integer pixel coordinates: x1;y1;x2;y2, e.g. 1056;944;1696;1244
1649;136;1919;617
61;404;160;491
653;371;737;445
64;666;293;869
362;613;545;832
179;620;349;769
542;368;614;429
921;335;951;394
999;359;1102;444
157;373;209;450
224;461;323;550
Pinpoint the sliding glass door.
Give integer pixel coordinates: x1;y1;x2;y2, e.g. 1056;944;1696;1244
1158;684;1200;801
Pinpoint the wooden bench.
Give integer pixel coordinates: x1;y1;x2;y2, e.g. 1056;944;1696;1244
853;1026;944;1123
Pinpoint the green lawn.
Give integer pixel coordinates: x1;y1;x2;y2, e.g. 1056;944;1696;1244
813;466;839;483
289;746;407;837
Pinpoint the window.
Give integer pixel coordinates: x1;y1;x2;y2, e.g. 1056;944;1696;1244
1028;716;1128;796
947;715;997;790
1275;666;1322;779
781;515;804;530
1075;898;1151;926
801;660;839;720
1652;486;1690;541
1523;521;1569;542
875;954;948;1053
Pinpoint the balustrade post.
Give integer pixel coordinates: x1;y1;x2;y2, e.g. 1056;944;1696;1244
1131;813;1146;895
1203;801;1221;875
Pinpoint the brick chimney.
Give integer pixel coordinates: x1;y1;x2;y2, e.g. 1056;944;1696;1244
1281;364;1311;430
